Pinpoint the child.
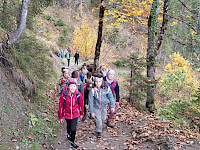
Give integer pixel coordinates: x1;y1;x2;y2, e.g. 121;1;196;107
79;67;86;82
82;82;93;121
58;79;84;149
57;68;70;94
89;75;115;138
84;72;94;84
71;71;84;94
103;70;120;128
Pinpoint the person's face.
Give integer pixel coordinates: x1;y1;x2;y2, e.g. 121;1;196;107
81;69;85;73
83;66;87;70
107;74;115;80
63;70;69;78
69;84;77;93
95;80;102;88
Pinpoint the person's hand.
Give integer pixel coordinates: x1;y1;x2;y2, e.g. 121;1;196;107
91;113;95;118
111;108;115;113
79;115;83;120
85;105;89;110
115;102;119;107
60;119;64;124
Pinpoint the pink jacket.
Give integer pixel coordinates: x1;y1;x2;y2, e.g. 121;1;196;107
58;88;84;120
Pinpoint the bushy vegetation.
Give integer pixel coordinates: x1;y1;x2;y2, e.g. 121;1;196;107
14;35;57;90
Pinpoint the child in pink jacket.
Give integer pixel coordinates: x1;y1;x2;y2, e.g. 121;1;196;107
58;79;83;149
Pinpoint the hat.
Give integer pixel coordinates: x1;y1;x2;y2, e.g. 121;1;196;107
63;68;69;73
86;82;93;88
107;70;115;75
68;79;77;86
94;76;103;81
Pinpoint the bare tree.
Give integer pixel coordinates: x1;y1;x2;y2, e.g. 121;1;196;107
93;0;105;74
7;0;29;44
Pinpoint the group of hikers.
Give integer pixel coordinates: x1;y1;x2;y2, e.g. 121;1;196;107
60;47;80;67
57;64;120;149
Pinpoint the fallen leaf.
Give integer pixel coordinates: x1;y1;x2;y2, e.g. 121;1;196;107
180;135;186;141
13;132;18;136
100;145;105;149
132;132;137;138
50;145;54;149
11;137;17;142
174;145;180;150
27;135;34;140
44;133;48;139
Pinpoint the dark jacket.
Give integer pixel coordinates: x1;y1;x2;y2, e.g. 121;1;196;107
74;53;79;60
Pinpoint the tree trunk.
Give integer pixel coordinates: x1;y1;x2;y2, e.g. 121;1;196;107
146;0;170;112
8;0;29;44
93;0;105;74
146;0;160;112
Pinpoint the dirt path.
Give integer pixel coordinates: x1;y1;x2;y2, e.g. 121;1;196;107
51;55;200;150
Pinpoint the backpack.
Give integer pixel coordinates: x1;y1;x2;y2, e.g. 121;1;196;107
62;89;80;109
60;78;64;84
91;87;110;98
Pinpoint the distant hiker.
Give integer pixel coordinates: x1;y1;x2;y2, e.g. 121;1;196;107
103;70;120;128
89;75;115;138
82;63;88;74
65;51;71;67
82;82;93;121
79;67;86;82
58;79;84;149
84;72;94;84
67;47;71;58
71;71;84;95
74;51;79;65
57;68;70;94
60;48;64;59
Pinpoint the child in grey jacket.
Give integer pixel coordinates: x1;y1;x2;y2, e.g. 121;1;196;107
89;75;115;138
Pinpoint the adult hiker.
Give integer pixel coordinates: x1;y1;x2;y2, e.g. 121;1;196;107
57;68;70;95
67;47;71;58
103;69;120;128
65;51;71;67
82;82;93;121
71;71;84;95
58;79;84;149
74;51;79;65
60;48;64;59
89;75;115;138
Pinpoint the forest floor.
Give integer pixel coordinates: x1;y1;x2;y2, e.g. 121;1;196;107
50;55;200;150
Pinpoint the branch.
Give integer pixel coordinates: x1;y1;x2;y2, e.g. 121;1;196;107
178;0;193;14
157;0;170;51
166;34;186;46
162;13;199;34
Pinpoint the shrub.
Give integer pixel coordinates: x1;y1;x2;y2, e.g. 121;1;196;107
158;52;198;101
54;18;66;26
43;14;54;21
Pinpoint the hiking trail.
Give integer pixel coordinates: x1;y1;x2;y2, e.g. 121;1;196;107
48;54;200;150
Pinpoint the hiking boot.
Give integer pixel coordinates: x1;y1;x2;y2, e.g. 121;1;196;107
66;134;71;141
82;114;87;121
97;132;101;138
71;142;79;149
107;121;115;128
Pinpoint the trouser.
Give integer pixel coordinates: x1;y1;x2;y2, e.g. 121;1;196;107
75;59;79;65
65;117;78;142
94;107;107;132
107;101;115;122
67;59;70;66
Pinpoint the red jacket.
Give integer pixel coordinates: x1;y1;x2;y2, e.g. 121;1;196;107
58;88;84;120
